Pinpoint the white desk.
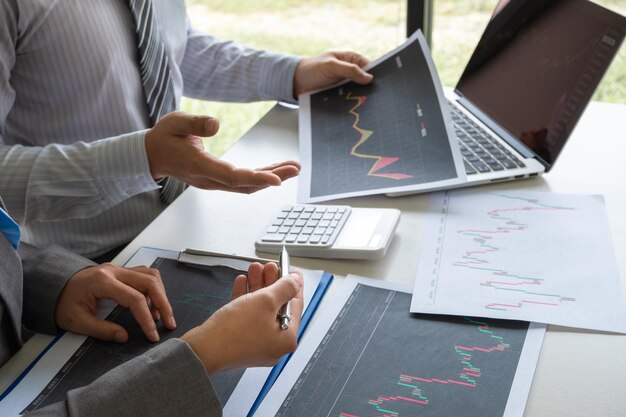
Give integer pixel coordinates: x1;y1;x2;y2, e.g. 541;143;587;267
2;101;626;416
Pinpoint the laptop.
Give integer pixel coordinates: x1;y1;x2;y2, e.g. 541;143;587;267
391;0;626;195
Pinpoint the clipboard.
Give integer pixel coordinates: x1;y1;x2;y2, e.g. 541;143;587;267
0;247;333;417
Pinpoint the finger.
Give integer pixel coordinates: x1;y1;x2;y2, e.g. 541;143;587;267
282;270;304;333
194;165;297;193
184;177;272;194
191;156;283;189
145;295;159;321
262;262;280;287
228;168;282;187
100;280;160;342
232;275;248;299
258;160;302;172
129;266;164;284
334;51;370;68
140;272;168;323
151;305;160;322
268;165;301;181
189;179;267;194
116;269;176;330
247;262;265;293
161;112;220;137
131;266;168;294
287;291;304;329
329;59;373;85
267;272;304;306
66;309;130;343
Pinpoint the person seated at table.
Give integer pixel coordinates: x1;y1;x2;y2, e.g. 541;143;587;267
0;199;303;417
0;0;374;262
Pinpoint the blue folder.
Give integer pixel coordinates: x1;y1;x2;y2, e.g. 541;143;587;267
248;271;333;416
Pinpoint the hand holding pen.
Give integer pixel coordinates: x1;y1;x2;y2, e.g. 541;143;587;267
181;261;304;374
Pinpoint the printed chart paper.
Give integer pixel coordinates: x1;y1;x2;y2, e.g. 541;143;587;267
257;276;545;417
297;30;465;203
0;248;323;417
411;190;626;333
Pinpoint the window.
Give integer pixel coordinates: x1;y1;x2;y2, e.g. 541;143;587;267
184;0;624;156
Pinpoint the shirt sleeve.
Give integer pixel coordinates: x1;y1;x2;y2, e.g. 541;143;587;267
0;4;158;225
25;339;222;417
0;134;160;225
18;243;95;335
180;16;301;103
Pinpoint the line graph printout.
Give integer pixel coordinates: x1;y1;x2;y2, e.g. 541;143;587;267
297;30;465;203
410;190;626;333
256;277;544;417
0;248;325;417
22;257;247;413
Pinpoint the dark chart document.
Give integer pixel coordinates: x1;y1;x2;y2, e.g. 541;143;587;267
309;36;458;198
276;284;529;417
24;258;245;413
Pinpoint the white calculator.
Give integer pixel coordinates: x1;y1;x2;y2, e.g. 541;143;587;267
255;205;401;259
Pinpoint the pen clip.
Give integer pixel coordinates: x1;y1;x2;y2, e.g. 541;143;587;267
279;245;290;278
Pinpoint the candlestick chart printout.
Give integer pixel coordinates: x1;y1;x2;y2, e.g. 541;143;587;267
24;258;246;413
257;278;544;417
411;190;626;333
298;31;464;203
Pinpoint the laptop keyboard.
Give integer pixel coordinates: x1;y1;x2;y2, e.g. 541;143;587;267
448;101;526;175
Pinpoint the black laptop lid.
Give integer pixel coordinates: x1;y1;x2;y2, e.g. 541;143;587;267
455;0;626;170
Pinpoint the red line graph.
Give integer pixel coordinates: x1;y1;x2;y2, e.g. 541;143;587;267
346;92;412;180
452;193;576;310
338;318;510;417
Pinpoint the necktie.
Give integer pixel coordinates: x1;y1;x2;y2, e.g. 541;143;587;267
128;0;187;204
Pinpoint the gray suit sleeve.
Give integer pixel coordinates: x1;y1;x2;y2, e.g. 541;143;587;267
18;243;95;335
26;339;222;417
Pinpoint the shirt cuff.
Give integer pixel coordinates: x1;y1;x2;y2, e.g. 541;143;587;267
258;52;301;103
91;130;160;208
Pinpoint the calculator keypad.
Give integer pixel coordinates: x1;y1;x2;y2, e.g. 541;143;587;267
260;205;351;247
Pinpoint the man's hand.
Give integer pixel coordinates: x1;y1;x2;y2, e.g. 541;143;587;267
293;51;374;97
145;112;301;193
55;264;176;343
181;262;304;375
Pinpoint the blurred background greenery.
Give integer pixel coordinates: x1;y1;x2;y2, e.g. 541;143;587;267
182;0;626;157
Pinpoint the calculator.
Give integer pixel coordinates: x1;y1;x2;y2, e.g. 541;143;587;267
255;205;401;259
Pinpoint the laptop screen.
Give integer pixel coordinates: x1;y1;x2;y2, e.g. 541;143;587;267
455;0;625;169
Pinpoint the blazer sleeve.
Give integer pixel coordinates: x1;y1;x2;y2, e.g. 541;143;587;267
18;243;95;335
25;339;222;417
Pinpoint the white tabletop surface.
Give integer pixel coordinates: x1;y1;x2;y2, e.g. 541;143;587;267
2;101;625;416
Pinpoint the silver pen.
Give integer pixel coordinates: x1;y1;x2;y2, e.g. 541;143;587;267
278;246;291;330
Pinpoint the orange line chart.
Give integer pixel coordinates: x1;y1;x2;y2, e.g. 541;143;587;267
346;92;412;180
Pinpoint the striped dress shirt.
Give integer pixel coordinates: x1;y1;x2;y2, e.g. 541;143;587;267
0;0;300;257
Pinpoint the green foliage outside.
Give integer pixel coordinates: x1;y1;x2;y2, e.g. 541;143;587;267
182;0;625;157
